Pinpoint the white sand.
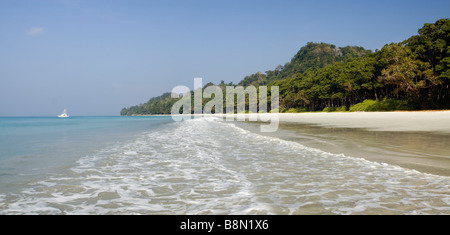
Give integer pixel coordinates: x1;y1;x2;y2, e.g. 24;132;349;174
275;111;450;133
208;111;450;133
216;111;450;175
177;112;450;175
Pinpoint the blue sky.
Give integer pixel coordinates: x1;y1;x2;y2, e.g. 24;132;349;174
0;0;449;116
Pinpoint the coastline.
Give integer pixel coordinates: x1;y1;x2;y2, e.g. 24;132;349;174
276;111;450;134
228;111;450;176
130;111;450;176
134;110;450;134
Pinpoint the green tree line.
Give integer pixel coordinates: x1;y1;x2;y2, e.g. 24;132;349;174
121;18;450;115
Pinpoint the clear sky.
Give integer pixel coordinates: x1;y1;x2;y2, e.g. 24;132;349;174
0;0;449;116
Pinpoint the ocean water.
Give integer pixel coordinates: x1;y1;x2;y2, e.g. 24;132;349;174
0;116;449;214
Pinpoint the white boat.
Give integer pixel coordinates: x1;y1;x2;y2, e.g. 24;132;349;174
58;109;69;118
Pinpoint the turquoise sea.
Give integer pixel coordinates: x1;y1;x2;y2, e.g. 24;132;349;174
0;116;449;214
0;116;172;193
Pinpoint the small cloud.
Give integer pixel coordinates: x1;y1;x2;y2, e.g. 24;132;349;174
27;27;44;35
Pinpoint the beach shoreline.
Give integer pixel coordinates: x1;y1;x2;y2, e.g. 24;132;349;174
276;111;450;134
239;121;450;176
196;110;450;134
131;111;450;176
136;110;450;134
207;111;450;176
226;111;450;176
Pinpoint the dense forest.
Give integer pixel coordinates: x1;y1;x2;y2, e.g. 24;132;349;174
121;18;450;116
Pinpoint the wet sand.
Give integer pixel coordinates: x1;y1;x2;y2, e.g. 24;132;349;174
222;111;450;176
273;123;450;176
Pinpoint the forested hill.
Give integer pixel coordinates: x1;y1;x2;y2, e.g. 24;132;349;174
120;42;370;115
121;18;450;116
237;43;372;87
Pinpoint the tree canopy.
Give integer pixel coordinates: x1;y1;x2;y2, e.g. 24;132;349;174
121;18;450;115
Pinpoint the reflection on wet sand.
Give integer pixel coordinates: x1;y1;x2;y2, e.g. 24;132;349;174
236;121;450;176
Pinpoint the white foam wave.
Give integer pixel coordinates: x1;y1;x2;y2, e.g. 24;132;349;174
1;118;449;214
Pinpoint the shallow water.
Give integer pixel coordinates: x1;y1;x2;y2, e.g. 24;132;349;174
1;117;448;214
254;122;450;176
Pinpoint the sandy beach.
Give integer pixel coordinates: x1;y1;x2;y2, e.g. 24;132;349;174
207;111;450;176
276;111;450;134
205;111;450;133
